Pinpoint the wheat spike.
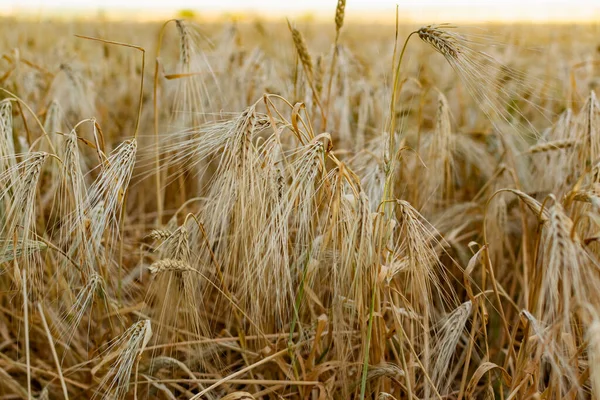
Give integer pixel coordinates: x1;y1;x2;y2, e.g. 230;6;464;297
148;258;195;274
147;229;173;241
418;25;461;59
335;0;346;33
175;19;191;66
528;139;576;153
314;55;324;95
289;23;313;78
94;320;152;400
431;300;472;395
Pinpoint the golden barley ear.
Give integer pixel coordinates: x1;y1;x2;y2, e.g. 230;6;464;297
416;24;554;140
288;21;314;79
147;229;172;241
0;152;50;291
417;25;461;59
431;300;472;395
93;320;152;400
528;139;576;153
148;258;195;274
175;20;191;66
335;0;346;34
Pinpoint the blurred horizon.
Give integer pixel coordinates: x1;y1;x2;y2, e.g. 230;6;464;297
2;0;600;23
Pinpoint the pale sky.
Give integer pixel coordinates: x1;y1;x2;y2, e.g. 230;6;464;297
2;0;599;22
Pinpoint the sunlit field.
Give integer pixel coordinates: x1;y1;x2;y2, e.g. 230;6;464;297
1;4;600;399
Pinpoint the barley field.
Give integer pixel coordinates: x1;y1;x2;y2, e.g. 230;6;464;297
1;3;600;399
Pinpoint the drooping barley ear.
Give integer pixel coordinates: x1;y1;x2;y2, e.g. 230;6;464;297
148;258;195;274
147;225;216;365
94;319;152;400
570;189;600;208
84;138;137;245
175;19;191;67
529;202;593;396
364;363;404;384
528;139;576;153
392;199;455;396
493;188;550;222
0;152;49;289
335;0;346;34
58;132;90;268
289;22;313;79
394;199;452;305
147;229;172;241
417;25;461;59
537;203;582;323
431;300;472;395
61;273;107;346
0;240;47;264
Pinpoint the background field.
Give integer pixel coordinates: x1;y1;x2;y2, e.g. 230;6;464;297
1;6;600;399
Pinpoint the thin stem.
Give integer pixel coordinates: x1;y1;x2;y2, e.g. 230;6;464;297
37;303;69;400
324;30;341;131
75;35;145;304
74;35;145;139
0;90;56;154
189;345;302;399
359;281;377;399
152;19;177;225
22;271;31;400
382;30;417;216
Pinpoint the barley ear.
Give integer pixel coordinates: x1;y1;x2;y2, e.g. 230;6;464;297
335;0;346;34
288;21;313;79
417;25;460;59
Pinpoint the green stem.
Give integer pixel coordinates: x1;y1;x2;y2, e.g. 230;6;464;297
289;250;311;348
359;281;377;399
382;31;416;217
324;30;341;131
287;249;311;382
363;28;418;399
